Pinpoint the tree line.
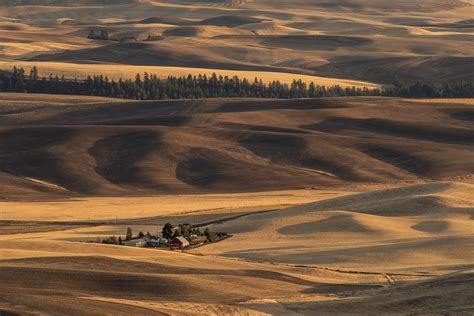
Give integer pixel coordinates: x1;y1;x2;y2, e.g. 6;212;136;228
0;66;472;100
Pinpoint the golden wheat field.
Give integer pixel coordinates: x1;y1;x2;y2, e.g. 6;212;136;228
0;61;381;88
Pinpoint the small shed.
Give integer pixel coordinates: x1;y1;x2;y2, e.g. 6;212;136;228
169;236;190;249
145;239;160;248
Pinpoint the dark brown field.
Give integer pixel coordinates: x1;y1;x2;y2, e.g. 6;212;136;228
1;94;472;199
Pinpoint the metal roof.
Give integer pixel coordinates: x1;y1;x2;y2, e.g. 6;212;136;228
172;236;189;244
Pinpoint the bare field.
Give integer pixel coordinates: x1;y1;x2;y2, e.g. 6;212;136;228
0;94;472;198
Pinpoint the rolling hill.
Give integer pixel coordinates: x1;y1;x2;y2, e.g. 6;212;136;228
0;1;473;314
1;179;472;315
0;94;472;199
195;182;474;270
0;0;472;83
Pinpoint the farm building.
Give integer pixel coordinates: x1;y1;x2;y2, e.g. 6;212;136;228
169;236;190;249
145;238;169;248
123;238;147;247
145;240;160;248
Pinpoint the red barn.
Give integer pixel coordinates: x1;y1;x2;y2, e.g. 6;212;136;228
169;236;190;248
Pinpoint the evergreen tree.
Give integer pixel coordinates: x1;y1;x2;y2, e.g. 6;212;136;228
162;223;174;239
1;66;471;100
126;227;133;241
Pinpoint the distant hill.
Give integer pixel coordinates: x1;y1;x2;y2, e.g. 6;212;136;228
1;0;471;84
2;0;138;5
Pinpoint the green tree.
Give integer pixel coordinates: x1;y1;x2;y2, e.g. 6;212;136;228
29;66;39;81
162;223;174;239
172;229;182;238
204;228;218;243
179;223;192;237
100;30;109;40
126;227;133;241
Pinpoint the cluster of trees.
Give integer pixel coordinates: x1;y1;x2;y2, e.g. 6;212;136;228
87;29;110;40
386;80;474;98
87;29;137;42
1;67;472;100
161;222;226;243
100;236;122;245
125;227;152;240
99;227;152;245
145;35;162;41
203;228;228;243
162;223;202;240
